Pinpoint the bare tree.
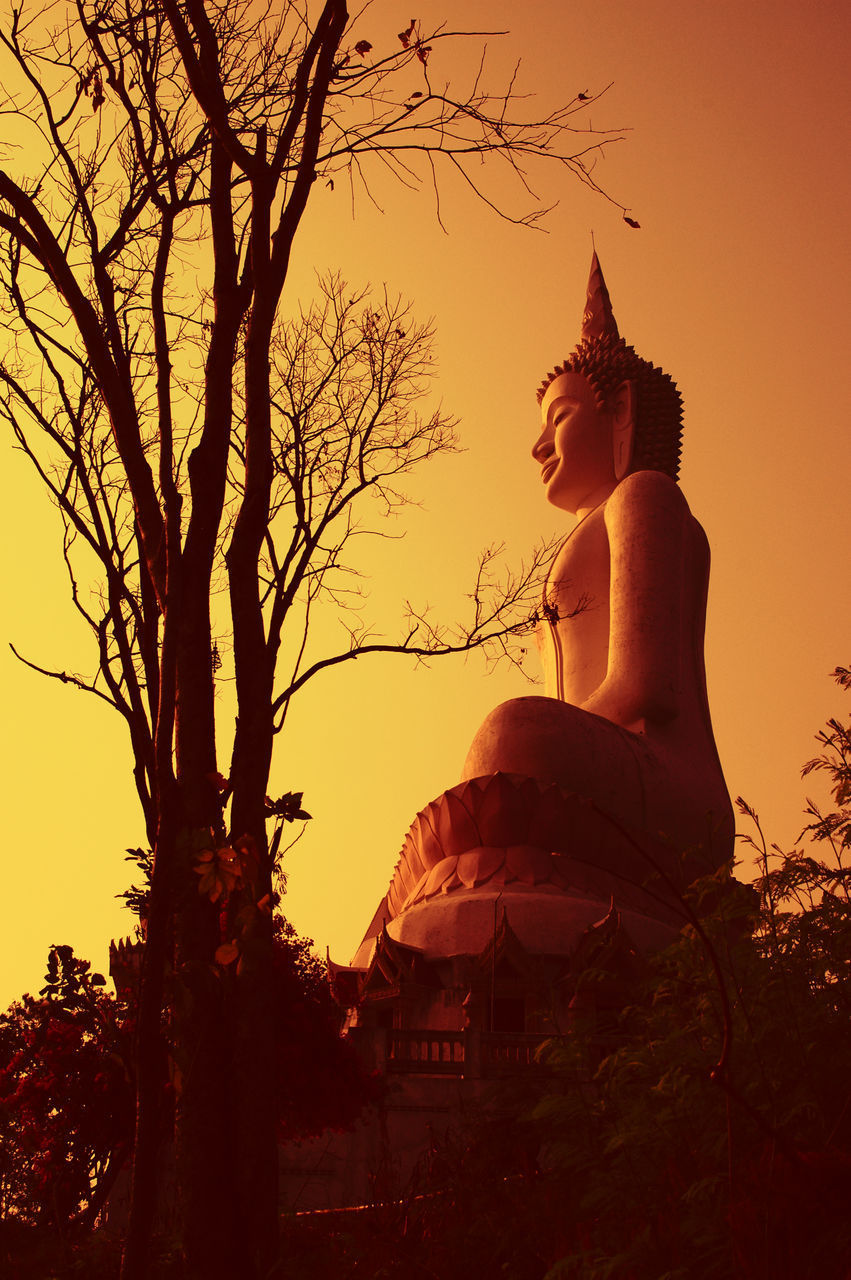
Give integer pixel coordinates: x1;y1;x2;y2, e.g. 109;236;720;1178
0;2;620;1274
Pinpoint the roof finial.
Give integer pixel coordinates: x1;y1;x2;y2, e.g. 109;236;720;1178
581;252;619;343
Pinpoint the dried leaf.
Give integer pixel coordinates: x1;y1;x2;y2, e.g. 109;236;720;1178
398;18;416;48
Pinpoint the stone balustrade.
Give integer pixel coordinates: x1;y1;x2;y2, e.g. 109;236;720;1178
381;1027;549;1078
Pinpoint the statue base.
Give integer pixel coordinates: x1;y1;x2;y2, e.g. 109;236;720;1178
351;771;710;968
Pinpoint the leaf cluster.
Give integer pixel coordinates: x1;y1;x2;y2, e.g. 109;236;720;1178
271;917;383;1141
0;946;134;1231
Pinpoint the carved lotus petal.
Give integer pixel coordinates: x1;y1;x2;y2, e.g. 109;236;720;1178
541;787;604;857
409;811;443;870
548;853;574;891
440;868;462;895
474;773;532;846
438;787;483;857
422;856;458;899
505;845;556;885
520;774;544;810
406;868;432;907
526;783;571;850
457;847;507;888
386;874;406;917
405;814;427;863
401;831;428;885
393;849;419;902
423;796;452;857
430;794;455;857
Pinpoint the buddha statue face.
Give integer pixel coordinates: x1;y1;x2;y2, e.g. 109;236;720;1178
532;371;634;516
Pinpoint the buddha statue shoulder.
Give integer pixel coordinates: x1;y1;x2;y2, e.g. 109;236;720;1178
462;255;734;869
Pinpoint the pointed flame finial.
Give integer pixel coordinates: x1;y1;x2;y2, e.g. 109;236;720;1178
581;252;619;343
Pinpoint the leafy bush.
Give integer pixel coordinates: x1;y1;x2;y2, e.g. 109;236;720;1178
0;946;134;1230
0;920;380;1235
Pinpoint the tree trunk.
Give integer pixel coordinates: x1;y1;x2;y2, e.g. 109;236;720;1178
172;586;246;1276
175;890;240;1277
230;717;279;1276
234;923;279;1276
120;789;176;1280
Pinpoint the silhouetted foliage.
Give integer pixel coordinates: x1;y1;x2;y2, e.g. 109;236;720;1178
0;947;134;1231
530;665;851;1279
0;922;378;1245
271;918;383;1141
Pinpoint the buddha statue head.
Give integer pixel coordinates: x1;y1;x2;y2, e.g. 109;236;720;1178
533;256;683;513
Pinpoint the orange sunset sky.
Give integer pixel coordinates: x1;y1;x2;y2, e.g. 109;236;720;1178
1;0;849;1011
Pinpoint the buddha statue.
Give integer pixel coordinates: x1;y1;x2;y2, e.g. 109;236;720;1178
352;256;733;968
462;253;734;876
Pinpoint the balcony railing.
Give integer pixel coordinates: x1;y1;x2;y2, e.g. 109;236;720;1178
481;1032;545;1072
387;1030;465;1074
383;1029;548;1077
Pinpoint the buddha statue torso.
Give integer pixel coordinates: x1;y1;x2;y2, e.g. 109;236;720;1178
538;479;717;758
539;505;613;709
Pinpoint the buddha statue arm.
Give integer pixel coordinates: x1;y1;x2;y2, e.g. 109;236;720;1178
579;469;689;732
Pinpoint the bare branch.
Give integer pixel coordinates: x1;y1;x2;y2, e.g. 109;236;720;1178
9;640;120;710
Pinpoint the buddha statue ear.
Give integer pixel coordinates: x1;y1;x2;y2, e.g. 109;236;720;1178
609;379;635;480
